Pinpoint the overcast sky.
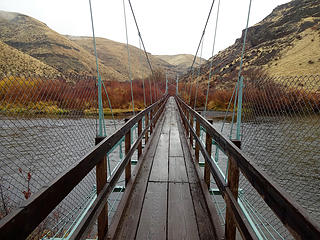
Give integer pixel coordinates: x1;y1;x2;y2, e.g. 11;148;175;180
0;0;291;59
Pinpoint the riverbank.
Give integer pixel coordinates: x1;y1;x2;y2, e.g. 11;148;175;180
0;102;143;118
0;102;234;119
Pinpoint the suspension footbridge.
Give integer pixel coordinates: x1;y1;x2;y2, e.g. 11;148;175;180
0;0;320;239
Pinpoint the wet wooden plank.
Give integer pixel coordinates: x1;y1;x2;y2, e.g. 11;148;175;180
190;183;218;240
175;104;223;239
169;128;184;157
149;133;169;182
110;110;167;240
175;111;198;184
168;182;199;240
136;182;167;240
169;157;188;183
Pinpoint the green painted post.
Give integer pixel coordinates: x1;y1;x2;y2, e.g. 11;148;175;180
98;75;104;137
236;76;244;140
176;74;179;95
165;72;168;94
89;0;105;137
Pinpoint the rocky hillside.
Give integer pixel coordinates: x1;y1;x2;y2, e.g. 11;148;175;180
190;0;320;89
0;10;176;81
155;54;206;75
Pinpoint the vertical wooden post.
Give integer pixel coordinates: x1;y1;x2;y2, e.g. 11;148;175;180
145;113;149;143
155;104;159;124
195;119;200;163
186;111;190;137
190;114;194;147
95;136;108;240
150;111;153;134
204;130;212;188
138;119;142;159
184;107;188;131
125;126;131;186
225;140;241;240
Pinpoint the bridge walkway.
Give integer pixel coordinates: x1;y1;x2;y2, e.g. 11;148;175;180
108;97;221;240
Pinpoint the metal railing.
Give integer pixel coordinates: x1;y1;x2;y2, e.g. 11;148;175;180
175;96;320;240
0;94;168;240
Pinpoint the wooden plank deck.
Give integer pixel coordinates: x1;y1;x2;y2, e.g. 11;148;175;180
108;97;221;240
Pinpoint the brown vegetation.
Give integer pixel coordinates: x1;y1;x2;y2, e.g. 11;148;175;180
0;73;166;115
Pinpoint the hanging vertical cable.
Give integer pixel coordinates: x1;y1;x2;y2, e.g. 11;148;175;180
187;0;216;105
235;0;252;141
127;0;155;103
138;39;146;107
230;0;252;139
193;38;205;110
88;0;105;137
122;0;135;115
188;68;195;105
204;0;221;117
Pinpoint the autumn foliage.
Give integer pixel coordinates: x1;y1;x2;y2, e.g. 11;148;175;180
0;74;166;114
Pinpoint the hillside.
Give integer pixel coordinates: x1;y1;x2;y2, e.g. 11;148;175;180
0;10;121;79
0;10;176;81
155;54;206;75
191;0;320;89
67;36;173;80
0;40;60;77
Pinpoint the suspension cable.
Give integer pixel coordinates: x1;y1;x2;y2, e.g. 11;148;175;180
221;0;252;136
122;0;135;115
189;0;216;71
101;81;117;130
138;39;146;107
204;0;221;117
238;0;252;80
230;0;253;139
127;0;156;102
188;68;195;105
127;0;154;75
187;0;216;105
193;38;205;109
88;0;105;137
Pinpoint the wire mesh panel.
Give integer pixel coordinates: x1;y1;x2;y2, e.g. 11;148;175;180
240;75;320;238
0;74;117;238
189;75;319;239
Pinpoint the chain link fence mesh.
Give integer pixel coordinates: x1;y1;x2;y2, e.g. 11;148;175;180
239;75;320;238
198;75;319;239
0;74;131;239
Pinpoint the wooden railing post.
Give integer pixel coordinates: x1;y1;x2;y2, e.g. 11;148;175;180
138;119;142;159
125;124;131;186
95;136;108;240
180;104;186;130
225;140;241;240
195;119;200;163
150;111;153;134
186;111;190;137
190;114;194;147
145;113;149;143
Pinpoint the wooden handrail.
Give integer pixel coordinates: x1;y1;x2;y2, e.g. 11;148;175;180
175;96;320;240
70;95;168;239
175;97;257;240
0;94;168;240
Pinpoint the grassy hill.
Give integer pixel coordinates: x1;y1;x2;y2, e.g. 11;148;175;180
0;10;176;81
67;36;172;80
0;40;60;77
189;0;320;89
155;54;207;75
0;10;117;79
